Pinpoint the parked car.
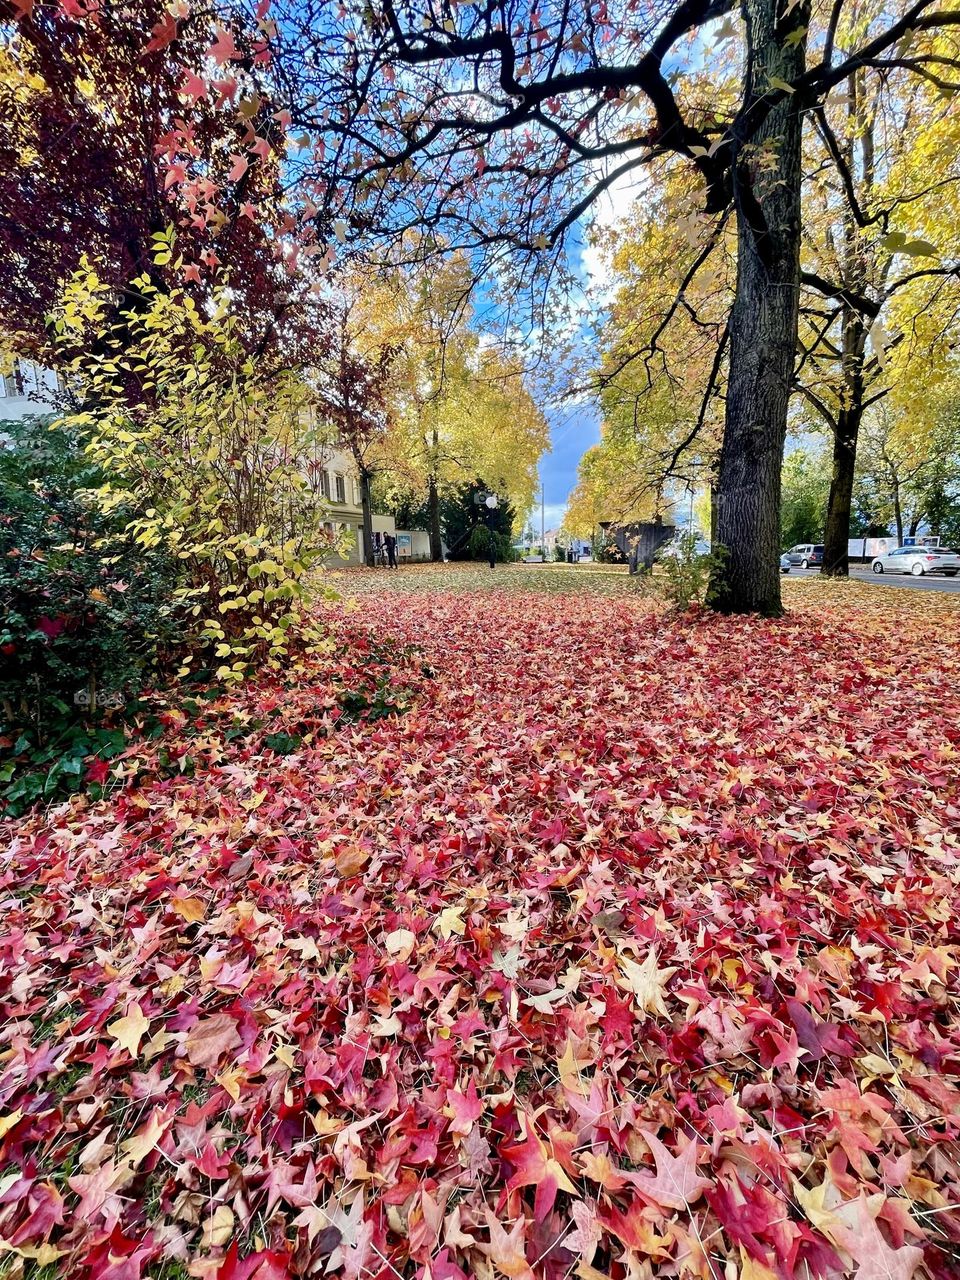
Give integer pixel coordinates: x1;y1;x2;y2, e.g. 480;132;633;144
785;544;825;568
780;553;791;573
871;546;960;577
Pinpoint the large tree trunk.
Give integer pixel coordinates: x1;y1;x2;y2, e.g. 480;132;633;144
822;404;862;576
427;475;443;561
709;0;807;615
358;464;375;567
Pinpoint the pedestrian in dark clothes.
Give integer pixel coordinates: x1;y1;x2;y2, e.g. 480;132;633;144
384;532;398;569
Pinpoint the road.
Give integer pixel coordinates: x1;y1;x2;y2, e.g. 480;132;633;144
788;565;960;594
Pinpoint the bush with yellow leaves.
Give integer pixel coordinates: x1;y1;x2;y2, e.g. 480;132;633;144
51;250;338;682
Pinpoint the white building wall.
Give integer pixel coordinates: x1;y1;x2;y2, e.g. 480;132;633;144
0;361;60;424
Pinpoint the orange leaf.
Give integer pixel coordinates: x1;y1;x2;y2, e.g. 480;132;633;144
171;895;206;923
335;846;369;878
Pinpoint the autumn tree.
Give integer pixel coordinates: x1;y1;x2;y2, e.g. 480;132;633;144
227;0;960;613
0;0;319;365
374;259;547;558
780;445;829;546
318;279;396;565
16;0;960;610
581;159;732;534
797;50;960;576
52;258;334;678
856;393;960;544
582;37;960;580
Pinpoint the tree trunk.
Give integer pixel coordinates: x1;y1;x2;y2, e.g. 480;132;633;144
427;475;443;561
709;0;808;615
822;404;862;576
821;77;871;579
358;464;374;567
892;476;903;544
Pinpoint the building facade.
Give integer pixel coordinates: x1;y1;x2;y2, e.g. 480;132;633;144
309;445;431;565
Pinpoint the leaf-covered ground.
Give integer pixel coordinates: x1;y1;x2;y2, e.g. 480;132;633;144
2;566;960;1280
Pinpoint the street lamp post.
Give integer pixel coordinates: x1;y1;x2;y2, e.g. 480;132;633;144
473;489;500;569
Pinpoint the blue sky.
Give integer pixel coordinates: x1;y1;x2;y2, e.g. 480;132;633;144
539;400;601;530
533;215;619;530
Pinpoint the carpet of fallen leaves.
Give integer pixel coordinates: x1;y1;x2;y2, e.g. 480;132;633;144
2;565;960;1280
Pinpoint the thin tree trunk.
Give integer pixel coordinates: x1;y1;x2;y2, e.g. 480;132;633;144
358;464;374;567
709;0;808;615
427;475;443;561
892;475;903;544
821;75;871;580
822;404;862;576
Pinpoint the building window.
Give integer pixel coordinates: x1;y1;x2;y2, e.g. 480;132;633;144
18;361;40;396
320;470;331;500
0;362;22;397
335;473;346;503
353;479;362;506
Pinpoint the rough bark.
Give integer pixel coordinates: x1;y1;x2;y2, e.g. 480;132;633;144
821;405;862;576
891;472;903;544
358;463;375;567
427;475;443;561
709;0;808;615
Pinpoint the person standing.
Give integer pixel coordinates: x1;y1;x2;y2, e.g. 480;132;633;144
384;532;398;569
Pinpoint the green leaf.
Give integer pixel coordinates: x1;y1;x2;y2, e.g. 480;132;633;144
900;238;938;258
767;76;795;94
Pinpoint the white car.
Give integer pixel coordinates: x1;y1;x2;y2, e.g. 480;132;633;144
871;546;960;577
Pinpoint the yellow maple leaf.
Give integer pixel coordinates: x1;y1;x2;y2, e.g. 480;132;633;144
557;1038;590;1095
107;1003;150;1058
0;1109;23;1140
120;1109;166;1168
616;948;678;1016
171;895;206;923
201;1203;234;1248
215;1063;246;1102
435;906;466;939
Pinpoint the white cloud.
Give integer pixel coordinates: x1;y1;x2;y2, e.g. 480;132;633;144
579;166;650;301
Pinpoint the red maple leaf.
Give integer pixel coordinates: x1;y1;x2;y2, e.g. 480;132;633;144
501;1120;576;1222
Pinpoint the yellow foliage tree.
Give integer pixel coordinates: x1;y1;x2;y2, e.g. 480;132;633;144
365;257;549;554
52;245;335;681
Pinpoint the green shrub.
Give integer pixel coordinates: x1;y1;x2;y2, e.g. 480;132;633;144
467;525;516;563
0;417;182;810
655;532;723;610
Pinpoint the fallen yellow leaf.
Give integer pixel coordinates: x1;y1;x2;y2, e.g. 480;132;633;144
106;1003;150;1058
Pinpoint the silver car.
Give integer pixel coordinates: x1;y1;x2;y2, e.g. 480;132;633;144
871;546;960;577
